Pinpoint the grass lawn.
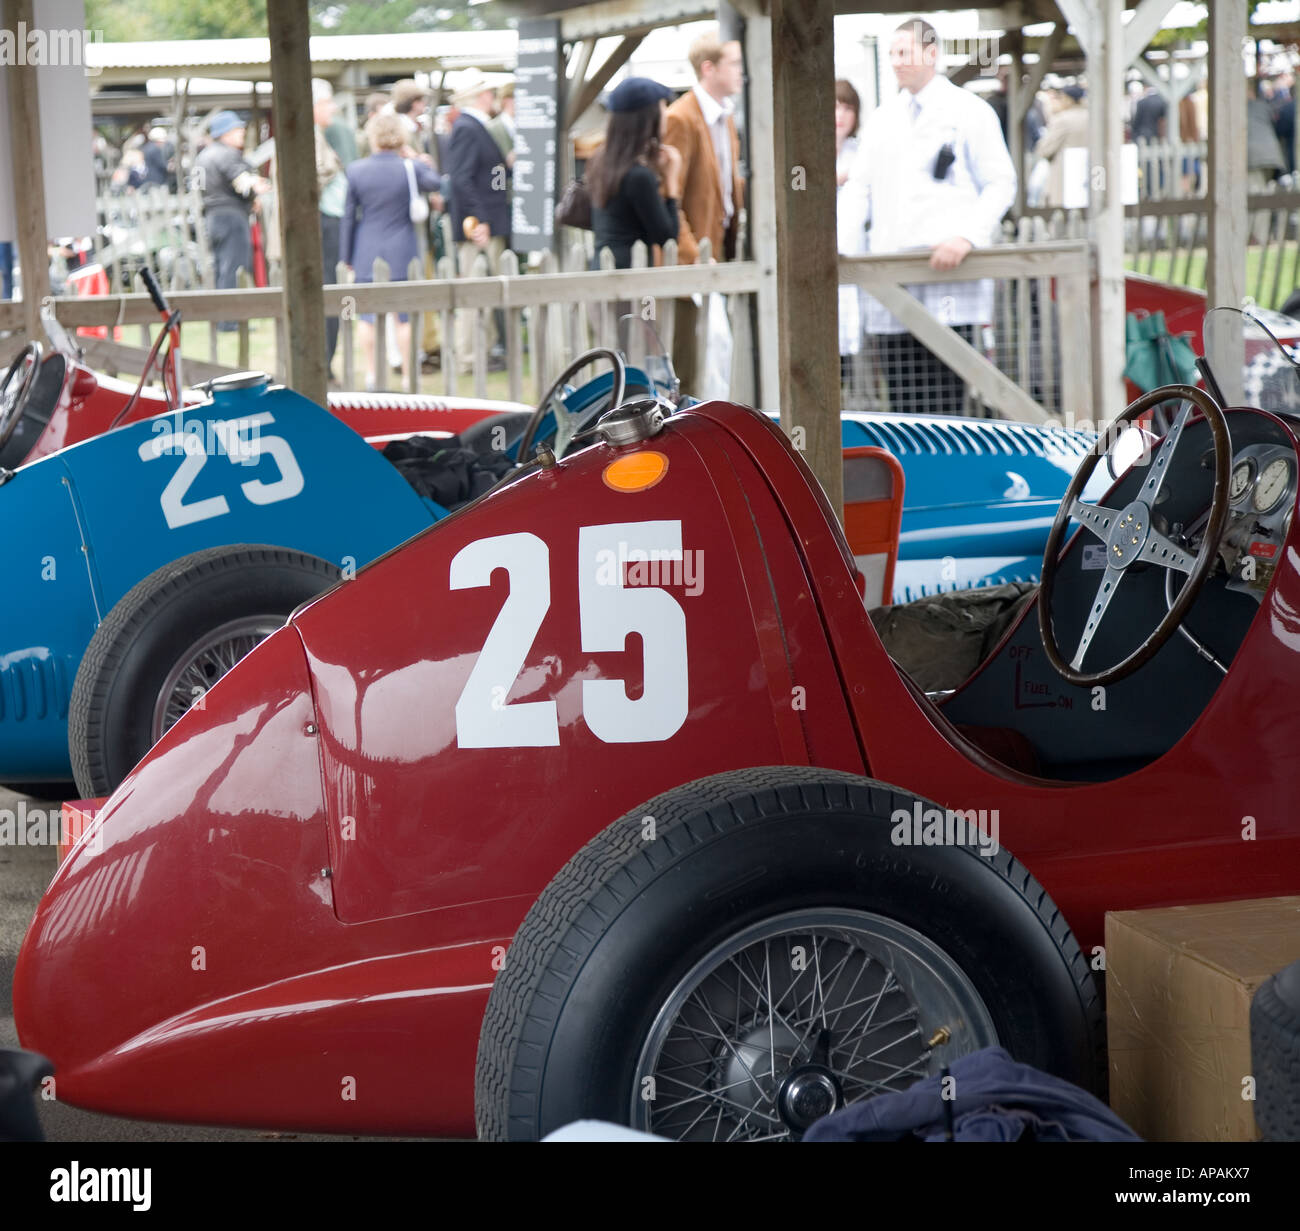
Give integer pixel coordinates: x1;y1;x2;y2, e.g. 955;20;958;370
175;318;535;403
1125;241;1300;310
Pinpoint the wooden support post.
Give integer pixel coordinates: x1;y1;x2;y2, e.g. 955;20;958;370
1084;0;1127;421
249;88;261;150
267;1;326;407
769;0;841;517
1014;22;1065;221
1207;0;1247;316
744;16;781;418
565;39;595;124
6;0;49;343
172;78;190;197
1007;33;1025;218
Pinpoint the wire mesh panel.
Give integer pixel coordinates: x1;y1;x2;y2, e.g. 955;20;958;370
839;274;1066;420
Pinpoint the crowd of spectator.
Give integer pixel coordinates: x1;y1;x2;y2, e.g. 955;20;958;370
42;16;1300;408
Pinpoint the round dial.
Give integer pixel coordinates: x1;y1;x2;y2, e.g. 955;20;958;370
1253;457;1292;513
1230;461;1254;502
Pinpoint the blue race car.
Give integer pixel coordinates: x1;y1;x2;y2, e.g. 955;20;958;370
0;349;655;797
839;411;1096;602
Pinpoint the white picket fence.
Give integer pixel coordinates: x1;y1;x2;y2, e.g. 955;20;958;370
1025;187;1300;312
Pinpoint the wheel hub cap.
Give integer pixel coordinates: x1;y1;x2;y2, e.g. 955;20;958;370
1106;499;1152;568
777;1066;842;1131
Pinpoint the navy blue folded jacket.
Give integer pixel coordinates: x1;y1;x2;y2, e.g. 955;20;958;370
803;1047;1140;1142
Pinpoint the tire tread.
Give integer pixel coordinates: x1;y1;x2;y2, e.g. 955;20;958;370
475;766;1105;1141
69;544;338;796
1252;961;1300;1141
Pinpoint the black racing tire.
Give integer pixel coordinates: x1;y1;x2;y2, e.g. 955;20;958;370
475;766;1105;1141
1251;959;1300;1141
69;544;339;798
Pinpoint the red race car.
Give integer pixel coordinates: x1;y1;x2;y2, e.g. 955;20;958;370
15;307;1300;1141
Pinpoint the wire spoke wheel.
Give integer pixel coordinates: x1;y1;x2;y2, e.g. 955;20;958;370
632;909;997;1141
151;614;283;742
475;771;1106;1142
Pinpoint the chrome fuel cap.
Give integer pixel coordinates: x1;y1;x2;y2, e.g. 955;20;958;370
595;398;666;446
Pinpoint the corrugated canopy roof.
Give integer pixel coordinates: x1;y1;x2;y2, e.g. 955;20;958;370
85;30;518;83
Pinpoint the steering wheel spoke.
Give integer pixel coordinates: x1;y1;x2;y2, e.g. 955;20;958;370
1139;399;1192;507
1071;565;1126;672
1139;526;1196;574
1070;498;1126;542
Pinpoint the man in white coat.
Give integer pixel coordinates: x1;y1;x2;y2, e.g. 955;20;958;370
839;17;1016;414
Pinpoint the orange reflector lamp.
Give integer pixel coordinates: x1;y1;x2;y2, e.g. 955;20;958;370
602;450;669;493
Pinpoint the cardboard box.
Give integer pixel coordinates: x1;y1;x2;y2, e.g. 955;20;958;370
1106;896;1300;1142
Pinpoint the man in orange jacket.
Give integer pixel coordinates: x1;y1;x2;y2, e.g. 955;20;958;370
664;30;746;392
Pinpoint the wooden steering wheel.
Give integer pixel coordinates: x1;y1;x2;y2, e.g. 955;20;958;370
1038;384;1232;688
0;342;42;451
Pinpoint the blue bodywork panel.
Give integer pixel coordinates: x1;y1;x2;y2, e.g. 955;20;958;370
838;413;1096;603
0;368;653;783
0;381;434;781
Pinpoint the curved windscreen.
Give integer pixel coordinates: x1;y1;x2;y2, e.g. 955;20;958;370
1202;305;1300;413
617;313;679;403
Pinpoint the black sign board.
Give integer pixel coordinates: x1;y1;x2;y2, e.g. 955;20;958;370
511;18;563;253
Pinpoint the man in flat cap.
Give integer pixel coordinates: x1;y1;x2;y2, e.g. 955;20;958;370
195;111;268;330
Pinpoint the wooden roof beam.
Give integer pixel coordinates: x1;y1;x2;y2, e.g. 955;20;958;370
267;0;325;408
565;34;643;126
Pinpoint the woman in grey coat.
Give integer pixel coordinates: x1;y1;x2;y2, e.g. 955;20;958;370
340;111;441;386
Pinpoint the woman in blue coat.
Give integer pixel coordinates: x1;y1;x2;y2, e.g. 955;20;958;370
340;111;441;386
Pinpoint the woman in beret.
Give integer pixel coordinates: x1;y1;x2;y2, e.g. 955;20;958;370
588;78;684;269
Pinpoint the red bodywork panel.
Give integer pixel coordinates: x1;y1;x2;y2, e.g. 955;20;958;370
1123;274;1211;349
15;396;1300;1137
1119;274;1300;403
23;353;521;464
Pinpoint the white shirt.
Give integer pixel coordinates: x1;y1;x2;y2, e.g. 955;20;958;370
836;135;864;355
692;81;735;228
840;74;1016;333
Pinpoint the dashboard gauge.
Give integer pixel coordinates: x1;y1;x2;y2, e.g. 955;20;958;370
1230;460;1254;502
1253;457;1292;513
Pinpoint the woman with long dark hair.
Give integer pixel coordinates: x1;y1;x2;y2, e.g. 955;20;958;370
589;78;683;268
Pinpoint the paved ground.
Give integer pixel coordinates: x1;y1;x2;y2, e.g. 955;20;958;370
0;787;398;1142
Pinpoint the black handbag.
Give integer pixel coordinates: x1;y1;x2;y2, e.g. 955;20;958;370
556;177;592;230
